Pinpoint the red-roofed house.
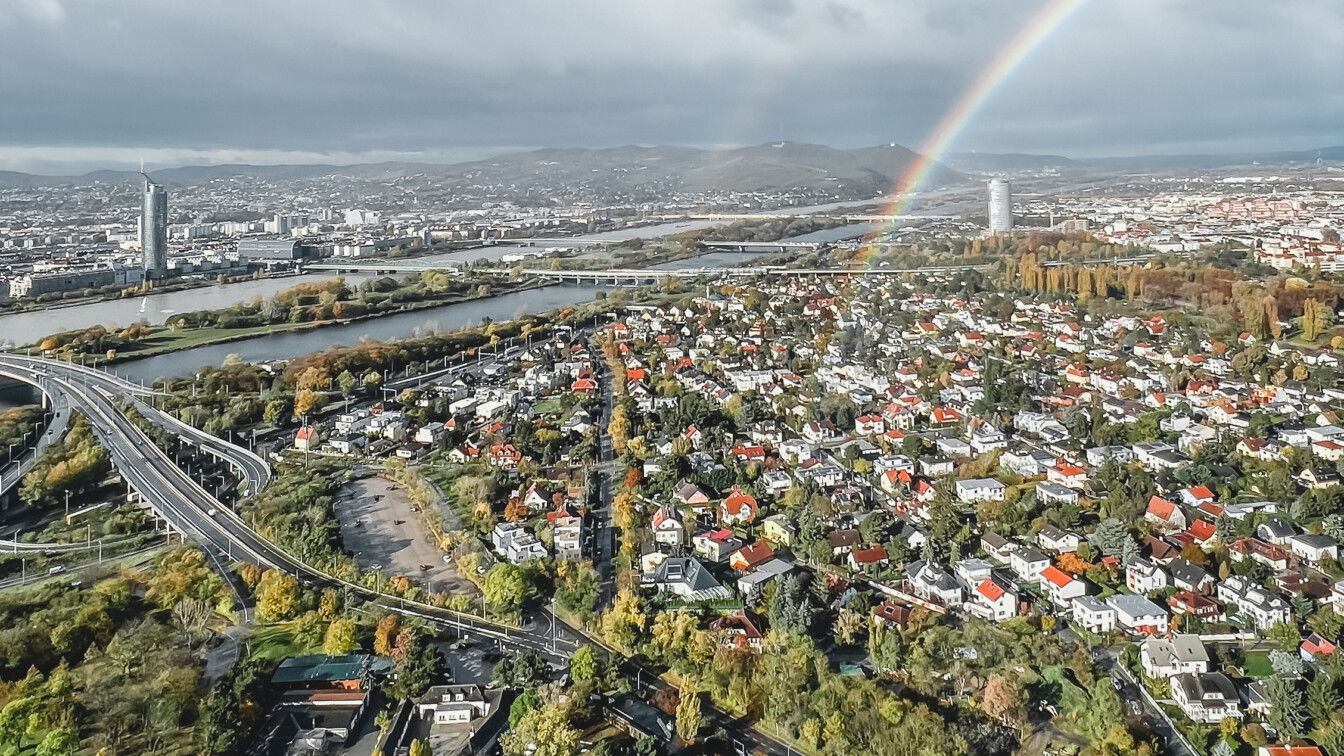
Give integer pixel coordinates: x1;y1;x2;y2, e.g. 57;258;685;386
1258;747;1325;756
930;407;961;426
1301;632;1338;663
849;546;890;571
1186;519;1217;546
570;377;598;396
1145;496;1187;531
720;487;759;525
1047;461;1088;490
729;541;775;572
855;414;885;435
294;425;319;451
708;609;767;652
969;578;1017;621
1039;565;1086;605
872;600;912;631
1180;485;1216;508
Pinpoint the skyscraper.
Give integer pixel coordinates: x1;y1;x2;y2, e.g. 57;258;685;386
140;174;168;278
987;178;1013;234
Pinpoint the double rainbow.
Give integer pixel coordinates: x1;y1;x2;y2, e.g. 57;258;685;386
857;0;1088;258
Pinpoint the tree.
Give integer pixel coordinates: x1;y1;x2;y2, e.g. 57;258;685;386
408;740;432;756
502;701;579;756
675;685;702;744
256;569;299;621
494;651;552;689
323;617;359;655
263;399;289;426
1088;518;1133;556
570;645;598;681
484;564;529;611
834;607;864;646
1270;649;1306;677
1265;675;1306;738
34;726;79;756
768;574;812;634
293;388;319;418
982;674;1026;729
599;590;646;653
336;370;358;399
1306;673;1341;728
608;407;632;455
373;614;402;656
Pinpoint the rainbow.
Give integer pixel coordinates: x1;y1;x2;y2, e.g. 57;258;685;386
858;0;1088;259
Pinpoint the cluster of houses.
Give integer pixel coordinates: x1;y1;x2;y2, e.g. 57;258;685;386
581;277;1344;741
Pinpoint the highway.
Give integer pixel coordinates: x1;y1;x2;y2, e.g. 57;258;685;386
0;353;802;754
0;377;68;500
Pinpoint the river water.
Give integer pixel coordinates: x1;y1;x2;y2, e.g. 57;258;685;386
0;208;844;405
0;218;732;348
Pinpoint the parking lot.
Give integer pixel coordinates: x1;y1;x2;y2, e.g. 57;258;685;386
334;476;478;596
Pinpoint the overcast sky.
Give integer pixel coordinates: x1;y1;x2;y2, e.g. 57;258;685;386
2;0;1340;173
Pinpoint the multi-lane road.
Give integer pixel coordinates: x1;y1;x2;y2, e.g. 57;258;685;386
0;352;798;754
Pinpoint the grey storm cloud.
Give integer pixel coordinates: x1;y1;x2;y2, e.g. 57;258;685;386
0;0;1340;171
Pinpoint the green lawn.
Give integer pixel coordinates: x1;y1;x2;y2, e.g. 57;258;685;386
248;623;320;661
1242;650;1275;678
534;397;565;415
1040;665;1091;715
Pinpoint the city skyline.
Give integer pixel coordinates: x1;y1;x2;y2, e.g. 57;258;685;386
1;0;1340;173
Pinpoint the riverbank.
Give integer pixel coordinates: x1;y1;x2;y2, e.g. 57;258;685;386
44;278;548;366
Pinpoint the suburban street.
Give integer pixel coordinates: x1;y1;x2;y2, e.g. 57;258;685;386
0;352;804;755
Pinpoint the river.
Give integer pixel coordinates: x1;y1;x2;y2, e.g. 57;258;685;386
0;219;726;348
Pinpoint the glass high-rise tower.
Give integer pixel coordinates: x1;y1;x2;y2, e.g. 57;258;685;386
140;175;168;278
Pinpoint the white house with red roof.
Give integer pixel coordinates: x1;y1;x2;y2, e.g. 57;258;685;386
1144;496;1188;531
720;487;759;525
1039;565;1086;606
1179;485;1216;509
651;506;686;547
968;578;1017;621
1046;461;1088;490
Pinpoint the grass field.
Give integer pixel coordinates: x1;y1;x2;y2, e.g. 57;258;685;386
1242;649;1275;678
247;623;321;661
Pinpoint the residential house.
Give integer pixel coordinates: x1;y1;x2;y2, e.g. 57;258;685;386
1289;534;1339;565
1106;594;1169;635
1036;525;1081;554
1010;548;1050;583
1126;558;1169;594
651;506;686;547
1140;635;1210;678
491;522;547;564
642;556;731;602
693;529;743;563
761;514;795;546
1218;576;1292;630
1170;672;1242;724
1039;565;1087;606
954;478;1006;504
1144;496;1188;531
1071;595;1117;634
720;487;759;525
708;610;768;652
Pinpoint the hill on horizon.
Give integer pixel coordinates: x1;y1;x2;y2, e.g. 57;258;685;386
0;142;964;196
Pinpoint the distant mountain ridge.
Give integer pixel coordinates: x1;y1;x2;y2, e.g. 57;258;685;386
0;142;964;196
946;145;1344;174
4;142;1338;191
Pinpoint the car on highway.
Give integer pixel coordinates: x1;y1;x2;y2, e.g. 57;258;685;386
207;508;218;516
